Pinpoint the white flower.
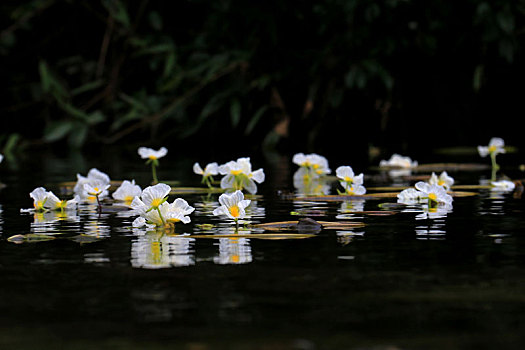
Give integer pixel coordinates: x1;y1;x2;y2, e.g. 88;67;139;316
336;165;365;194
293;153;331;176
293;168;331;195
0;154;3;163
112;180;142;204
133;198;194;227
193;162;219;177
138;147;168;160
397;188;425;204
83;183;111;197
218;157;265;194
74;168;111;199
44;191;80;211
30;187;50;211
131;183;172;212
415;181;453;205
491;180;515;192
213;190;251;220
336;166;364;185
165;198;195;224
342;184;366;195
428;171;454;190
478;137;505;157
379;154;418;168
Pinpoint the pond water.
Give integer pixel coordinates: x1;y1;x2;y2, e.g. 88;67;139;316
1;151;524;349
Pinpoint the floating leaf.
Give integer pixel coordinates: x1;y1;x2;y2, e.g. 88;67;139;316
253;220;364;231
191;233;315;240
7;234;56;244
170;187;222;195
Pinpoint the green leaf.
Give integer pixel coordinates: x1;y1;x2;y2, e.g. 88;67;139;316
148;11;163;31
68;123;88;148
163;51;176;78
102;0;130;28
473;64;484;92
245;105;268;135
39;60;51;93
230;98;241;127
44;121;73;142
71;80;104;96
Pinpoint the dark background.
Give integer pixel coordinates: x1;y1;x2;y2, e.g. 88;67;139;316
1;0;524;163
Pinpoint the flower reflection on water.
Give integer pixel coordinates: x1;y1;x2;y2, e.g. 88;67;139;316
131;231;195;269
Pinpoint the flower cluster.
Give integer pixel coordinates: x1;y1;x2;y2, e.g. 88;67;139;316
428;171;454;190
27;187;79;213
335;166;366;195
74;168;111;201
379;154;418;168
131;183;194;229
293;153;331;176
217;157;265;194
397;181;453;208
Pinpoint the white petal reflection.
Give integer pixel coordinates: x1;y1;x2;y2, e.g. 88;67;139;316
214;236;252;265
337;230;365;245
131;232;194;269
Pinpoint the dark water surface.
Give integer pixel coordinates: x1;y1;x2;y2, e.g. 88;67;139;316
1;152;525;349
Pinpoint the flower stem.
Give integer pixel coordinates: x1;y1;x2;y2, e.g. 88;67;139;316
151;162;158;184
490;152;499;181
96;194;101;213
156;207;166;226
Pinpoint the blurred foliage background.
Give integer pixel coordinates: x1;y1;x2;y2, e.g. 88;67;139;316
1;0;524;160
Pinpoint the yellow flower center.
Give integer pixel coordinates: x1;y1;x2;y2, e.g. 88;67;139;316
428;193;437;202
229;205;240;218
231;170;242;176
167;218;181;223
149;155;157;160
151;198;162;208
344;176;352;182
34;201;44;209
124;196;134;203
488;145;497;153
312;164;320;169
438;180;445;186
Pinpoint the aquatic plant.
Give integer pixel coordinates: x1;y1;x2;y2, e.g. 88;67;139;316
74;168;111;200
428;171;454;190
112;180;142;205
336;166;366;195
293;153;331;177
132;198;195;229
379;154;418;168
491;179;515;192
29;187;50;212
193;162;219;188
44;192;80;212
84;182;110;211
218;157;265;194
213;190;251;224
138;147;167;184
478;137;505;179
397;181;453;207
